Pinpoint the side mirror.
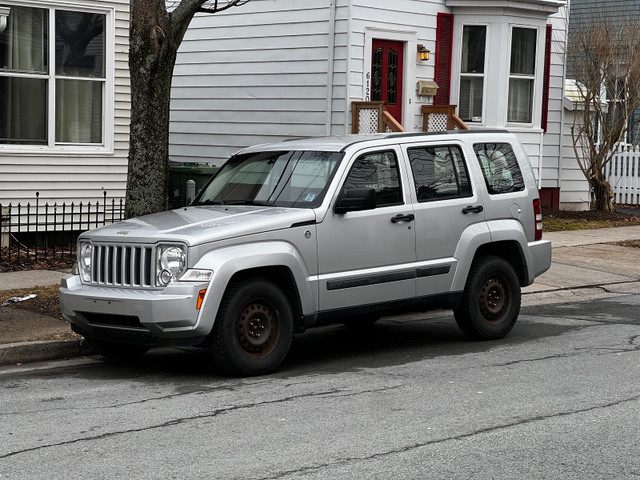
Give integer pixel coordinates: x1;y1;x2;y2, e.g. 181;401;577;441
334;188;377;214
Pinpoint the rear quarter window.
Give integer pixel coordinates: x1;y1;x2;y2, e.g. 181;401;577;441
473;143;525;194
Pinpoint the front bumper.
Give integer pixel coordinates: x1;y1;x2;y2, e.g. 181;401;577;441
59;274;211;346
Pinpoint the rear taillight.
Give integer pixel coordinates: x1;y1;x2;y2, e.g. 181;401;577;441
533;198;543;241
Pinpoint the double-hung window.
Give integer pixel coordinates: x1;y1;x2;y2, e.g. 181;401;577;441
508;27;537;123
0;5;106;146
459;25;486;123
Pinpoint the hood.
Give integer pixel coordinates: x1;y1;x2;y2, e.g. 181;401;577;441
81;206;317;245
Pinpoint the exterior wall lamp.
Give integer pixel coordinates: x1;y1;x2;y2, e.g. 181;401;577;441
417;44;430;61
0;6;9;34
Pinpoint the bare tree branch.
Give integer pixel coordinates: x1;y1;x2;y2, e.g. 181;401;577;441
566;16;640;210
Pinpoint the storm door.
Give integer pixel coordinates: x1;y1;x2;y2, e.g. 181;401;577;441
371;39;404;124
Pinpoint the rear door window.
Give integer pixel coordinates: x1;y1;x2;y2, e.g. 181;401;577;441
473;143;525;194
407;145;472;202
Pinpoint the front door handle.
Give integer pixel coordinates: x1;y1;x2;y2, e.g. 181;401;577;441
391;213;415;223
462;205;484;214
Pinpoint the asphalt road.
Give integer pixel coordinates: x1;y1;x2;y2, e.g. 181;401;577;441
1;294;639;479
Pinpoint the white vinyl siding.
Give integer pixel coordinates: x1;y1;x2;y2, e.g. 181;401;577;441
170;0;348;166
544;4;590;207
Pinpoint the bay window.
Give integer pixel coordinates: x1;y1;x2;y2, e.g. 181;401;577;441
0;5;105;146
508;27;537;123
459;25;486;122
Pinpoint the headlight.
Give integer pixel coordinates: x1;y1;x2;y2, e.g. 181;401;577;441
78;242;93;282
156;245;187;286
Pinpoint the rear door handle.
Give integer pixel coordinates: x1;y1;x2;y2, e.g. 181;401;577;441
462;205;484;214
391;213;415;223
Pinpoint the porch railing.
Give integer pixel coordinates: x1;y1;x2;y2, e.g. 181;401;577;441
352;102;469;134
421;105;469;132
607;145;640;204
351;101;406;134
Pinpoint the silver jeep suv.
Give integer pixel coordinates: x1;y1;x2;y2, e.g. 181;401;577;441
60;131;551;375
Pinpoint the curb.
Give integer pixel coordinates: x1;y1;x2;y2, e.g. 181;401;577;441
0;338;95;366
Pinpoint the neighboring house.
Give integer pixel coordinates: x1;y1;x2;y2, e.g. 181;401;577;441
0;0;130;210
170;0;578;209
567;0;640;147
559;0;640;210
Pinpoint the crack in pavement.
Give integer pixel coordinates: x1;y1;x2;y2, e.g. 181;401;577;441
0;384;403;460
523;279;640;295
494;334;640;367
255;394;640;480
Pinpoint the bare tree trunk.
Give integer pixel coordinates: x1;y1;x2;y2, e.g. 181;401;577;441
125;0;177;218
124;0;251;218
590;175;614;212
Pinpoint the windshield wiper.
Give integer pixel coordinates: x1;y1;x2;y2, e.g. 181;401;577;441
223;200;273;206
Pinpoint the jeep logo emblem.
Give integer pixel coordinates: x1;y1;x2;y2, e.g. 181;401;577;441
116;230;129;235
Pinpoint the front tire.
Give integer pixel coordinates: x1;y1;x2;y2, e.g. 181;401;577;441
208;278;294;376
454;256;521;340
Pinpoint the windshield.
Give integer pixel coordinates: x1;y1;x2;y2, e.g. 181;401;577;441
193;150;344;208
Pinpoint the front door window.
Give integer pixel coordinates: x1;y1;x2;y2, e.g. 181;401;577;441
371;39;404;123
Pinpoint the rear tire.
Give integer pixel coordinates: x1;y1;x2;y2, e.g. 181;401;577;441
208;278;294;376
454;256;521;340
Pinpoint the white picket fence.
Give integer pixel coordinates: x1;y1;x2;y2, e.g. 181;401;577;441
607;146;640;204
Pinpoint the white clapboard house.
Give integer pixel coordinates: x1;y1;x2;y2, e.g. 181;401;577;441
0;0;590;244
170;0;589;210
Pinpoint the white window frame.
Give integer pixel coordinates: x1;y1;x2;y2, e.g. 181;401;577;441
506;25;538;126
0;1;114;154
457;23;488;124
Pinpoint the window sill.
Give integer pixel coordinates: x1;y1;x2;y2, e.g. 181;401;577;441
504;125;544;134
0;144;115;156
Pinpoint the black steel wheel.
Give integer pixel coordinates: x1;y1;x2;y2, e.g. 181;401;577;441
454;256;521;340
208;278;294;376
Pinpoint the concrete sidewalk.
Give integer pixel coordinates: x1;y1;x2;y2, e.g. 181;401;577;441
1;225;640;366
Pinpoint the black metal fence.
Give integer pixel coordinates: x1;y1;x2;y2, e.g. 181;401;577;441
0;192;124;263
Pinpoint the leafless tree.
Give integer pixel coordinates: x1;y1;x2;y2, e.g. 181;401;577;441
125;0;251;218
567;17;640;211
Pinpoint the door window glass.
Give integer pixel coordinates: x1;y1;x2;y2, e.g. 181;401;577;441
408;145;472;201
343;151;402;207
473;143;525;194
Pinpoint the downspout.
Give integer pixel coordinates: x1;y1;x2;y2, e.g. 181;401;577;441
325;0;337;135
558;2;570;206
344;0;353;134
539;130;544;191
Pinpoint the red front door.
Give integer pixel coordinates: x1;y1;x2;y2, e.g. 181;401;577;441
371;39;404;123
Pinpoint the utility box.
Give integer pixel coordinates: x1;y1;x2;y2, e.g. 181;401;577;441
169;163;218;208
416;80;439;96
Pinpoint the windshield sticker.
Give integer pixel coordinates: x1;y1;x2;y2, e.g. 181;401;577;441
305;194;316;202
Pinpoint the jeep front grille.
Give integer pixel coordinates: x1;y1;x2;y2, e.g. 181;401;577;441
90;244;154;288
